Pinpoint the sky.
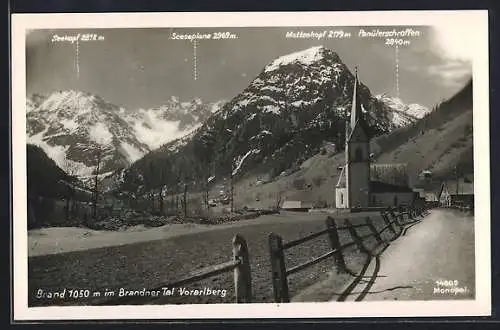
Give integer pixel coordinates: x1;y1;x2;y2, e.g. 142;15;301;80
26;25;472;110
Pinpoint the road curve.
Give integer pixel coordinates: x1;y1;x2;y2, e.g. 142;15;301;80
341;209;475;301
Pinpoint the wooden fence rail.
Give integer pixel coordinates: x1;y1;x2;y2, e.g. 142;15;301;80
451;201;474;214
91;204;429;305
268;205;427;303
95;234;252;305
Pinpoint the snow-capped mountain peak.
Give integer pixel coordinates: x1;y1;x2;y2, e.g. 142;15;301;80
264;45;335;72
37;90;97;113
375;94;430;118
133;46;398;185
375;94;431;127
26;90;226;177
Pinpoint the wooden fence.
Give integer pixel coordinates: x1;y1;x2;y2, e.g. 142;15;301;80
451;200;474;215
95;234;252;305
268;206;428;303
92;205;429;305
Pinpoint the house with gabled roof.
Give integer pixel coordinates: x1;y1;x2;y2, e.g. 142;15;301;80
439;177;474;208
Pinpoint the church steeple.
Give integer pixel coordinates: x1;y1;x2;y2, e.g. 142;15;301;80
336;66;371;209
350;66;362;132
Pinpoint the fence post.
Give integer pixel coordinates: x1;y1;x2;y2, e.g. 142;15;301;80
381;211;396;235
400;209;407;223
268;232;290;303
389;209;403;230
325;216;347;273
233;234;252;303
344;218;369;254
365;216;383;245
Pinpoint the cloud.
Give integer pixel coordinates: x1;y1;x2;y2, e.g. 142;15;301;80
431;23;474;62
426;59;472;88
407;56;471;89
403;25;473;89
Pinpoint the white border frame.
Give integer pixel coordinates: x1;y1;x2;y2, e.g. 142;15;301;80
12;10;491;320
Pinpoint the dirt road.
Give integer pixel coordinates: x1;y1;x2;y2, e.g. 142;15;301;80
337;209;475;301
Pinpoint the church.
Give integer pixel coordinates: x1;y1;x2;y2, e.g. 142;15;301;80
335;68;414;209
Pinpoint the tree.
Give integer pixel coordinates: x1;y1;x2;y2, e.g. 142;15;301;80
63;159;78;221
91;146;103;222
176;155;192;218
183;182;188;218
158;185;165;215
148;162;156;212
159;159;171;215
275;190;283;211
204;167;214;210
230;158;237;213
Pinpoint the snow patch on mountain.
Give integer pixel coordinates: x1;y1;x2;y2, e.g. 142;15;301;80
262;105;281;115
232;149;260;176
29;126;69;166
375;94;430;127
265;46;326;72
128;109;182;149
27;90;225;177
123;100;226;150
60;119;79;132
89;122;113;144
120;142;143;162
376;94;430;118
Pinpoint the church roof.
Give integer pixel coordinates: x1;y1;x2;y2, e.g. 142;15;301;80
370;180;413;193
370;163;408;187
347;68;371;143
350;67;362;131
347;118;370;143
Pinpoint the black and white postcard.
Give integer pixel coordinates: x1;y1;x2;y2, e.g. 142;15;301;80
11;10;491;320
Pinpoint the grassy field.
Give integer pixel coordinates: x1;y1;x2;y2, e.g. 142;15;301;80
28;211;384;306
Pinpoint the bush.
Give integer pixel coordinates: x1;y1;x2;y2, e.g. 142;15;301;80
312;176;324;187
313;200;328;208
320;148;327;155
292;177;306;190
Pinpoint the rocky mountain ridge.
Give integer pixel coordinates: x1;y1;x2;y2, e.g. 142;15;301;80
26;90;226;177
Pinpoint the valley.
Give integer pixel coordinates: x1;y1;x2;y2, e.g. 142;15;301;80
25;46;472;238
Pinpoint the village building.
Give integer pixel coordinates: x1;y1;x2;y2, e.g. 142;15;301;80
322;142;337;154
438;177;474;208
281;200;313;212
424;191;440;207
411;178;443;208
412;187;425;199
335;68;414;209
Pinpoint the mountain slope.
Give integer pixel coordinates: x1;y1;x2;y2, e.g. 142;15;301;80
122;46;417;194
26;91;225;177
373;79;473;183
27;144;95;229
204;78;473;210
27;144;74;198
